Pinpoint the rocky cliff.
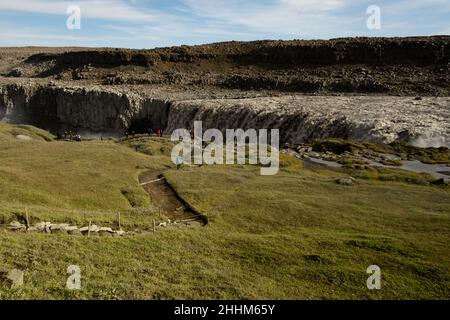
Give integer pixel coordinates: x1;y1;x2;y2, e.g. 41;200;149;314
1;82;448;147
1;37;449;96
167;96;450;147
0;83;170;134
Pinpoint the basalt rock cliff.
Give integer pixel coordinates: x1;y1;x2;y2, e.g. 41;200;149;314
0;37;449;146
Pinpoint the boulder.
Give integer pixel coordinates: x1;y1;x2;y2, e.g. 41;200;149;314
34;222;46;230
307;152;321;159
50;224;70;231
8;221;25;231
15;135;32;141
34;222;52;232
98;227;114;236
98;227;114;233
80;224;99;233
337;177;356;186
50;228;67;235
68;229;82;236
64;226;79;232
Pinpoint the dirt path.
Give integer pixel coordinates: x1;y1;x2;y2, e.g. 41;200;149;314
138;171;208;226
1;170;207;236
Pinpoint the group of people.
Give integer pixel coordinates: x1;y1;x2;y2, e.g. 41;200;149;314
56;130;81;141
56;127;165;141
127;127;164;138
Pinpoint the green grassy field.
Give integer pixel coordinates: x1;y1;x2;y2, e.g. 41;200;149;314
0;124;449;299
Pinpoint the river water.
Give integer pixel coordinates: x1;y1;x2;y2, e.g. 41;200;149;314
306;157;450;181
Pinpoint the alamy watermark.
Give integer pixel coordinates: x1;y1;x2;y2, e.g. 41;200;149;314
170;121;280;176
66;265;81;290
366;265;381;290
367;5;381;30
66;5;81;30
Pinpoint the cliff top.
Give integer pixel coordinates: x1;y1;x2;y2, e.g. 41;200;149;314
1;37;449;96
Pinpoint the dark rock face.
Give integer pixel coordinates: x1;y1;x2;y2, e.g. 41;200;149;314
0;83;170;134
25;37;450;69
239;37;449;66
1;83;449;147
6;37;449;96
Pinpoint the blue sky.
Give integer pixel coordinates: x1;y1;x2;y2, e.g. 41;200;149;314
0;0;449;48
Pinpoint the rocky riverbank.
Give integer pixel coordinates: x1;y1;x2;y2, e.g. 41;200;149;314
282;139;450;183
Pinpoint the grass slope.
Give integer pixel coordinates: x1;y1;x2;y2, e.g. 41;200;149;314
0;124;163;227
0;124;449;299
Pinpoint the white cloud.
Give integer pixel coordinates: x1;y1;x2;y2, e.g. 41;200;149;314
0;30;136;47
279;0;346;12
0;0;448;47
385;0;450;12
0;0;158;22
180;0;351;36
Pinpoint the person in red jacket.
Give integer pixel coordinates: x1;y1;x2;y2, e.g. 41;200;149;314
157;128;163;137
